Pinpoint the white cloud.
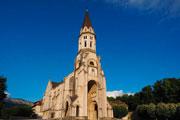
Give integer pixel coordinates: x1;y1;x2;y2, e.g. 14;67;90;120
102;0;180;18
5;91;10;98
107;90;134;98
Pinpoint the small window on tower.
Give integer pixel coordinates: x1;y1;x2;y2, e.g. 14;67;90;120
51;112;55;118
84;36;87;39
90;41;92;47
85;41;87;47
90;61;94;66
90;36;93;40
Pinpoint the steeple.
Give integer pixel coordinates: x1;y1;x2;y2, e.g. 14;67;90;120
82;10;93;29
78;10;96;53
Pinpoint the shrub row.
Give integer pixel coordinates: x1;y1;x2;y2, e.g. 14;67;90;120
136;103;180;120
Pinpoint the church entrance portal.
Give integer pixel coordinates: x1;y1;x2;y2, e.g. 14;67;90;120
88;80;98;120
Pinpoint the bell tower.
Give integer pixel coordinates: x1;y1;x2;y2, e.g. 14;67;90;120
74;10;113;120
78;10;96;52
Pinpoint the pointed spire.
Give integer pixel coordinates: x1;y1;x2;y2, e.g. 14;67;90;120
82;10;93;29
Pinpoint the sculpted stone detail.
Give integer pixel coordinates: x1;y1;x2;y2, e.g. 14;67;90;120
33;10;113;120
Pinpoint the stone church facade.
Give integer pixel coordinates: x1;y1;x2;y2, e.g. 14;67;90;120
34;11;113;120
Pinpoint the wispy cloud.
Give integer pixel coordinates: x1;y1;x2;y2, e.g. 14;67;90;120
103;0;180;18
107;90;134;98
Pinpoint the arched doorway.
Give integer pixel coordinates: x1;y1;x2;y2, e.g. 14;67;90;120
88;80;98;120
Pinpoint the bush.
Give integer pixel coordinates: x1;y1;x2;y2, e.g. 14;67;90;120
156;103;176;120
136;103;156;120
1;105;34;119
146;103;156;120
175;103;180;120
167;103;177;120
136;103;179;120
113;104;128;119
136;104;147;119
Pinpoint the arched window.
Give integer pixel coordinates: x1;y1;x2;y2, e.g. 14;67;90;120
84;36;87;39
90;41;92;48
90;36;93;40
90;61;94;66
76;105;79;117
69;77;75;95
51;112;55;118
85;41;87;47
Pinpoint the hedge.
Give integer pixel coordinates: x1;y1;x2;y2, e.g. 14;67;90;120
113;104;128;119
136;103;180;120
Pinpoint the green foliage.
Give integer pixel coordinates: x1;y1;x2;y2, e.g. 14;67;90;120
153;78;180;103
128;94;141;111
146;103;156;119
0;76;7;117
114;78;180;111
156;103;176;120
136;104;147;119
0;76;7;100
1;105;35;119
107;97;115;101
175;103;180;120
113;104;128;119
108;98;128;119
139;86;154;104
156;103;171;120
115;94;141;111
136;103;180;120
136;103;156;120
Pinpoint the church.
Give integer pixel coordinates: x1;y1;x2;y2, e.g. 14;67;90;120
33;11;114;120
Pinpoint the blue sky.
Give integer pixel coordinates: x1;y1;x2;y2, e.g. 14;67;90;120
0;0;180;101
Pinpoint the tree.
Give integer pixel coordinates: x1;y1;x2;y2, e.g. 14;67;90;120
107;97;115;102
0;76;7;100
127;94;141;111
1;105;36;119
139;86;154;104
116;94;141;111
153;78;180;103
112;78;180;113
0;76;7;117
